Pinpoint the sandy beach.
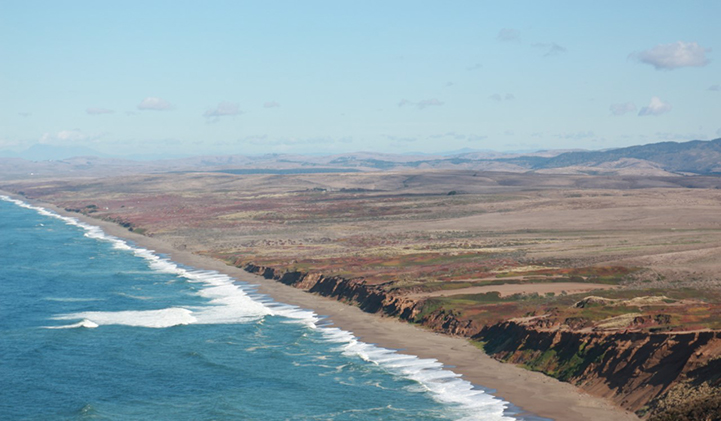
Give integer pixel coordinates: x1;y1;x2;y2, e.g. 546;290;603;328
20;195;639;421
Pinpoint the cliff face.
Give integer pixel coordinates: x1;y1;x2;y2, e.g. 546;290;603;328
240;262;721;418
476;322;721;414
242;263;482;336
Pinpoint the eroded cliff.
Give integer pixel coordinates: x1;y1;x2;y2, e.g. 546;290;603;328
240;262;721;419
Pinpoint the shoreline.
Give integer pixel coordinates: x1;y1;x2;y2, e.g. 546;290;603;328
8;193;639;421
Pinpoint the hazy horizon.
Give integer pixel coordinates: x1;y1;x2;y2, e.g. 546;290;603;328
0;139;619;161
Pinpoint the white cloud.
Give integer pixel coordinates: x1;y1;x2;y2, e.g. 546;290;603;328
709;85;720;92
38;129;106;145
203;101;241;119
497;28;520;42
638;97;672;116
40;130;87;144
263;101;280;108
86;107;114;115
609;102;636;116
416;98;444;109
632;41;710;70
397;99;412;107
18;112;31;117
137;97;173;111
533;42;567;57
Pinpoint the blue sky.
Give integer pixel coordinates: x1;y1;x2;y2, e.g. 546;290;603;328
1;1;719;157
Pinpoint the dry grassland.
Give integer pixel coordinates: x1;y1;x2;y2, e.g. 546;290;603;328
5;169;721;332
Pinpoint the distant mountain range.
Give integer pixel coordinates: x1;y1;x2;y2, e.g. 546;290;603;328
1;138;719;180
499;138;721;174
308;138;721;176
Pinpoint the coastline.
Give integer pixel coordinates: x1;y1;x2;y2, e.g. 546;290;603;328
11;194;640;421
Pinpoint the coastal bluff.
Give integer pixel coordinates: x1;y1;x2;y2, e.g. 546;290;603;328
242;262;721;420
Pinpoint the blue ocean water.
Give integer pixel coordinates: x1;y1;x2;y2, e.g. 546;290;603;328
0;196;517;421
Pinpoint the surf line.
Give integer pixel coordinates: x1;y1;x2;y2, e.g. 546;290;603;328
1;194;516;421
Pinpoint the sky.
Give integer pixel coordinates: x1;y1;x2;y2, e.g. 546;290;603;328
1;1;720;157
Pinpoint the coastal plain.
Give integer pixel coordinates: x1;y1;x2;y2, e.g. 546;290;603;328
5;169;721;420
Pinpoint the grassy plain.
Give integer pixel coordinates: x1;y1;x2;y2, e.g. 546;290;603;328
5;169;721;333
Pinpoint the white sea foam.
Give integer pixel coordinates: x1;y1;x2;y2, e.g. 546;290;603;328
2;194;515;420
46;319;99;329
272;316;513;421
53;308;196;328
47;267;272;328
1;195;272;328
258;303;514;420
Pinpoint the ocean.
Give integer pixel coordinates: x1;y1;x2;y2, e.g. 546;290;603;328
0;195;519;421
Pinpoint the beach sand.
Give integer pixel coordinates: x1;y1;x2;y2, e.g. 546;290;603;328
25;196;639;421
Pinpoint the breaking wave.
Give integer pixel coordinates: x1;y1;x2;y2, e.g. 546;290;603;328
1;194;515;420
